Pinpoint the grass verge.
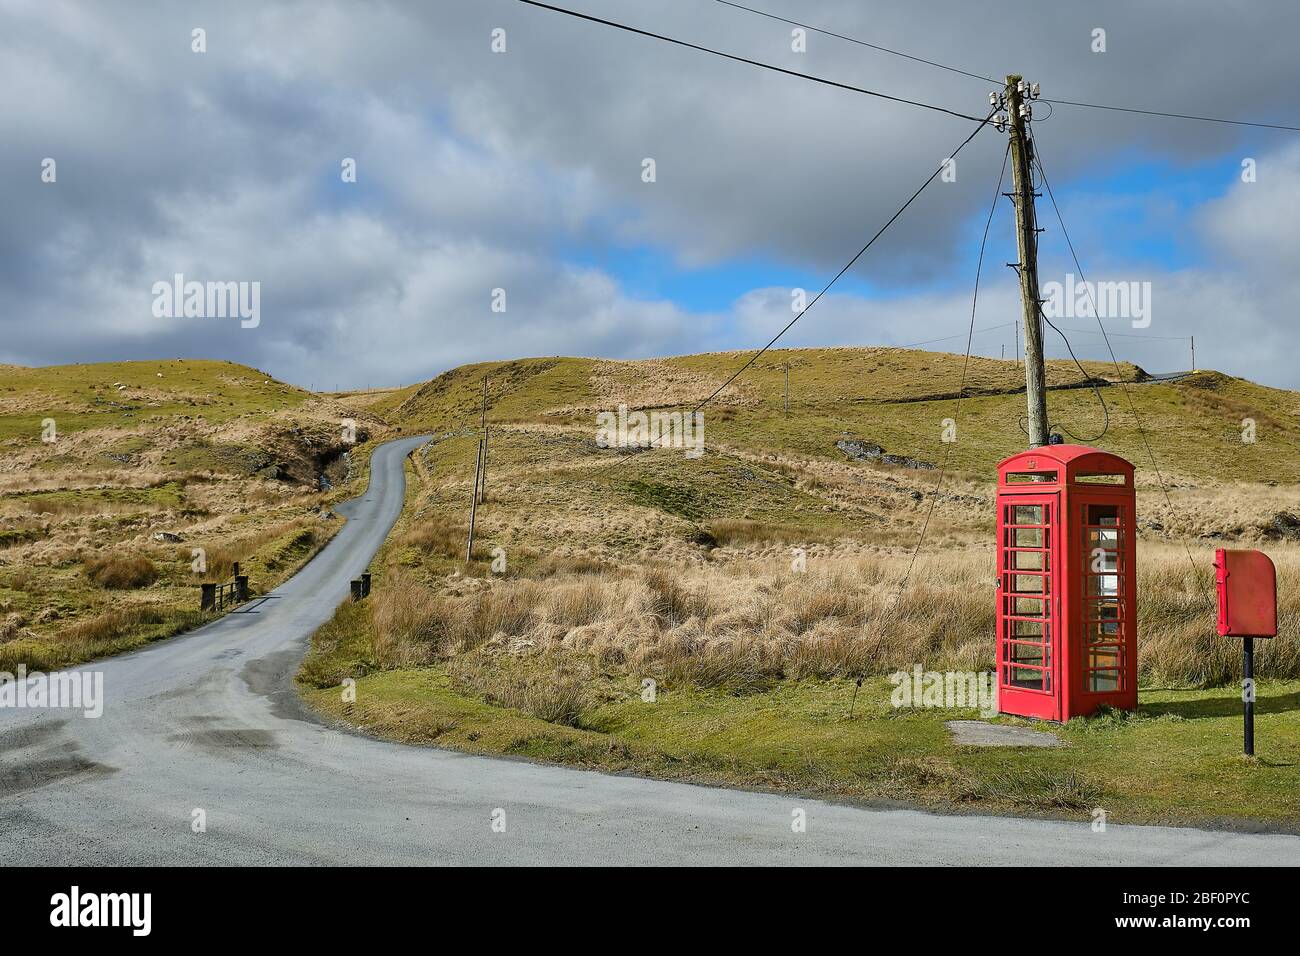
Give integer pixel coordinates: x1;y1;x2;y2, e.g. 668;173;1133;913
299;616;1300;829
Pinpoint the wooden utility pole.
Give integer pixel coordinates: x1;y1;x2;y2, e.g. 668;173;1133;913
478;378;489;504
1006;75;1048;447
783;363;790;416
1190;335;1196;372
466;437;483;563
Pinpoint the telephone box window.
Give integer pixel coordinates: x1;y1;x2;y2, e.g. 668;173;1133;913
1083;503;1127;693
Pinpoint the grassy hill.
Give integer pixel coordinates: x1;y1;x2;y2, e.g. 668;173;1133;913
378;349;1300;567
388;349;1300;484
0;359;393;670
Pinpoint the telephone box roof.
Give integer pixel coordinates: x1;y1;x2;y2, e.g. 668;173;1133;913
997;444;1134;481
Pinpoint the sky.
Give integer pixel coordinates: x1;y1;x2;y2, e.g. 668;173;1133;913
3;0;1300;390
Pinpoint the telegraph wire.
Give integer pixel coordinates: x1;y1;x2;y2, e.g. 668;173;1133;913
514;0;988;122
1033;139;1211;602
899;321;1017;350
582;107;998;479
1052;325;1190;343
687;109;996;415
1043;98;1300;133
709;1;1300;133
849;138;1011;718
1039;305;1111;443
1024;136;1110;444
897;139;1012;598
711;0;1000;84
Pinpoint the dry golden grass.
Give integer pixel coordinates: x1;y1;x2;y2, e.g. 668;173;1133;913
195;517;327;582
84;554;158;589
0;358;385;668
584;359;755;413
364;533;1300;697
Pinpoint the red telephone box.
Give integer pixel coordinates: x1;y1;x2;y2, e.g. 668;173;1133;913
995;445;1138;721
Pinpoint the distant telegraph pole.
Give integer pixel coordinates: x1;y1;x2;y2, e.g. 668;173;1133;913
1190;335;1196;372
467;437;483;563
1002;74;1049;447
783;362;790;416
478;378;489;504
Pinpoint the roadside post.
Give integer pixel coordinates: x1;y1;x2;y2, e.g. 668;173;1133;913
1214;548;1278;756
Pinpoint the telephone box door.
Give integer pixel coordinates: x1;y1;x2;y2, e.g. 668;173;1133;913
998;493;1060;720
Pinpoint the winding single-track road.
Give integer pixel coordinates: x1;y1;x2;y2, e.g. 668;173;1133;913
1;436;1295;865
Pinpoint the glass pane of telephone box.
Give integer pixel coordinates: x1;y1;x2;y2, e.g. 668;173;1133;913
1008;606;1040;629
1011;574;1048;594
1012;505;1044;525
1088;669;1121;692
1088;648;1122;670
1086;505;1119;526
1088;548;1118;573
1088;597;1120;620
1011;527;1044;548
1010;549;1046;570
1087;573;1119;598
1008;666;1045;690
1010;643;1050;666
1086;528;1120;550
1084;620;1119;643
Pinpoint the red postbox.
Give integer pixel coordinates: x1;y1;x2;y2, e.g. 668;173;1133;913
995;445;1138;721
1214;548;1277;755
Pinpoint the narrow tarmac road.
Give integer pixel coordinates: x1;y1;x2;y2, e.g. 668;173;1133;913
1;436;1295;865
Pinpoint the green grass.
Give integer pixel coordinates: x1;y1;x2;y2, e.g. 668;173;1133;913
0;358;309;444
302;657;1300;828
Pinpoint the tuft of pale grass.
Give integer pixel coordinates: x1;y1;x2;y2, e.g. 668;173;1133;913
396;519;469;559
448;652;593;725
85;554;158;589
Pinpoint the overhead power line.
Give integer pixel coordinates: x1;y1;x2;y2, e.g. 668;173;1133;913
688;109;995;413
712;0;999;84
514;0;987;122
1043;98;1300;133
899;321;1017;350
849;139;1011;718
711;0;1300;133
588;107;997;475
1051;325;1190;342
1034;138;1210;602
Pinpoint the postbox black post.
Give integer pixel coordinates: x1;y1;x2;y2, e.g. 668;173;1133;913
1243;636;1255;757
